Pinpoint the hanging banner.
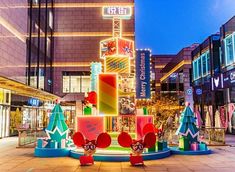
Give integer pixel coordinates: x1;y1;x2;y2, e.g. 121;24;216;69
105;56;130;73
98;73;118;116
136;50;151;99
90;62;102;91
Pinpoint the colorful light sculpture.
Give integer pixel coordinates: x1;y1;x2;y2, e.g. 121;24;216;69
98;73;118;116
100;37;134;59
104;56;130;73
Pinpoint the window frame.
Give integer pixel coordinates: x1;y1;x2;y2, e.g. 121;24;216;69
62;73;91;93
224;33;235;67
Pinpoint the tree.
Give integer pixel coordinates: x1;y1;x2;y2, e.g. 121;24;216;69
176;102;199;142
45;104;69;142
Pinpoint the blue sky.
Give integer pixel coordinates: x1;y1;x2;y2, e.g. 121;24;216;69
135;0;235;54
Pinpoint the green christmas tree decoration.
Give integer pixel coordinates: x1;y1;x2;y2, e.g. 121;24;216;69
46;104;69;143
176;102;199;142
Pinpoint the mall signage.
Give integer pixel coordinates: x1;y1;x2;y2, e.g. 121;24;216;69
211;74;224;91
136;50;151;99
223;68;235;88
28;98;40;107
102;6;132;19
195;88;202;95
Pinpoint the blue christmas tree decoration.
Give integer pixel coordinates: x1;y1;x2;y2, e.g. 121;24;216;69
46;104;69;143
176;102;199;142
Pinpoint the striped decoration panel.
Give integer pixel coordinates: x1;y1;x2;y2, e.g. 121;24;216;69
105;56;130;73
98;73;118;116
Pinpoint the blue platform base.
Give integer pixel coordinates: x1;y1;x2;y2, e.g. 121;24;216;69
34;147;212;160
70;148;171;162
34;148;70;157
170;147;212;155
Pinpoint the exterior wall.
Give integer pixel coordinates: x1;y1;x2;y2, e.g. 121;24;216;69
159;45;198;108
0;0;27;84
151;55;174;93
53;0;135;99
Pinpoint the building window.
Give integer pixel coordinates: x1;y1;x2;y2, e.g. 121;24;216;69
62;72;90;93
49;10;53;29
63;76;70;93
198;56;202;77
193;50;210;81
193;61;196;80
206;52;210;74
202;54;207;76
224;34;234;66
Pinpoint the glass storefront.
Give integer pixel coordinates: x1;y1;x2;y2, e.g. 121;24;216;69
62;106;76;130
0;88;11;138
62;71;91;93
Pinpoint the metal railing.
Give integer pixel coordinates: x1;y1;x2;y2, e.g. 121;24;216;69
17;128;46;147
164;126;226;146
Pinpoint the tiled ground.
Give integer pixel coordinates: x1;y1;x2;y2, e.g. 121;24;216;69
0;137;235;172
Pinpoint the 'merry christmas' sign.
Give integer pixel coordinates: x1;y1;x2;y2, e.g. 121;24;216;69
136;50;151;99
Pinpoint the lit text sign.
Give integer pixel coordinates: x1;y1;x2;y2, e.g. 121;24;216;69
28;98;40;107
102;6;132;19
136;50;151;99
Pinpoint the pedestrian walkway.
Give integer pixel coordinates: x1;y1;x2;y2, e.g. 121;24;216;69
0;137;235;172
225;134;235;146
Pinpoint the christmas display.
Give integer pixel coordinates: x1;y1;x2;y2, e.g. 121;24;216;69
172;102;211;155
35;104;73;157
73;132;111;165
118;131;156;165
176;102;199;142
35;4;212;163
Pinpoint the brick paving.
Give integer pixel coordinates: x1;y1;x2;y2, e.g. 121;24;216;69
0;137;235;172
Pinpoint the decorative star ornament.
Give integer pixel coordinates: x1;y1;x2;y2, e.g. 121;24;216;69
46;126;69;143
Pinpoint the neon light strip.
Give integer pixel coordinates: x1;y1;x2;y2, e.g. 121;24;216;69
155;83;161;87
0;16;26;43
28;32;134;38
154;65;166;69
160;60;191;82
8;3;134;9
0;62;92;68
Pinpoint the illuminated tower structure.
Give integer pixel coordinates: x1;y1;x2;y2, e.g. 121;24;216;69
98;6;135;116
76;5;136;141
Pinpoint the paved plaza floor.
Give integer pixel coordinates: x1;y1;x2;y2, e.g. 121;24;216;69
0;137;235;172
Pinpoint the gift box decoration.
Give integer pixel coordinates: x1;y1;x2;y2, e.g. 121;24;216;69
61;139;66;148
148;144;156;152
37;139;43;148
179;137;190;151
143;107;148;115
199;143;208;151
156;141;163;151
162;141;168;149
50;140;58;149
37;138;48;148
84;106;92;115
190;142;199;151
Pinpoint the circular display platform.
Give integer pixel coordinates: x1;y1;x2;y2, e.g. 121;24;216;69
35;148;70;157
70;148;171;162
170;147;212;155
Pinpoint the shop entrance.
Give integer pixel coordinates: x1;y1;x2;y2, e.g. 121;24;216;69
0;105;10;138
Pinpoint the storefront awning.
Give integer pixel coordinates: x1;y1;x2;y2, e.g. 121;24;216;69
0;76;59;101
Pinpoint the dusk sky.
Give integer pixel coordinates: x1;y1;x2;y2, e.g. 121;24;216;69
135;0;235;54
